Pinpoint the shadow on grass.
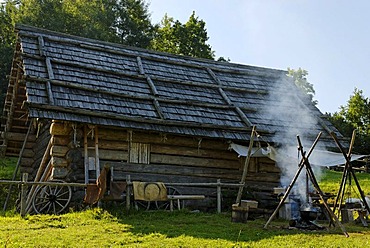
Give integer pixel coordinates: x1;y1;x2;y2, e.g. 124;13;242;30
107;207;347;243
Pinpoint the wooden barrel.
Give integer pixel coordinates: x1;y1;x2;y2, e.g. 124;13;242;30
231;204;249;223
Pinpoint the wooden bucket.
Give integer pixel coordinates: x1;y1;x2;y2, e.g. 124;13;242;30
231;204;249;223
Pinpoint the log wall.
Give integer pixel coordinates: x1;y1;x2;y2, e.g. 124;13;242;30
46;122;282;210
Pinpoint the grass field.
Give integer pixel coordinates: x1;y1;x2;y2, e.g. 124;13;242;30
0;208;370;247
1;160;370;247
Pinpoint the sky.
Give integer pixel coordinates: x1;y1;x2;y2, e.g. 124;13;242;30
148;0;370;114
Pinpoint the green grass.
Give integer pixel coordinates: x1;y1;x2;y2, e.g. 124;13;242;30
1;160;370;247
0;208;369;247
319;169;370;197
0;157;19;211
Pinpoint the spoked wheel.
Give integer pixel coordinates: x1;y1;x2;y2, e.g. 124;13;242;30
155;186;182;210
32;180;72;214
134;200;151;211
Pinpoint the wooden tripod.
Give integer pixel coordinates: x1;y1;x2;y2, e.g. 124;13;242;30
331;130;370;218
264;132;348;237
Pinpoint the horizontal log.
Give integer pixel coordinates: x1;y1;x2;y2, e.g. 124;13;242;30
0;131;36;142
108;162;242;180
19;158;35;167
98;128;128;141
50;122;72;135
87;139;128;150
51;136;70;146
5;140;34;150
131;132;230;150
99;149;128;161
258;162;281;173
245;172;280;183
50;145;69;157
150;154;241;169
51;156;68;168
151;144;237;160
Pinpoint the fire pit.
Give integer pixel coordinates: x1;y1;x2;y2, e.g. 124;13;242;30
300;203;320;222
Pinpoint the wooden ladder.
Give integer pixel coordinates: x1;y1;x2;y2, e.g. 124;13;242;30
84;125;100;184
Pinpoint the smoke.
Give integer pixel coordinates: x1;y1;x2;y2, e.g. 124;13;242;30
260;74;325;202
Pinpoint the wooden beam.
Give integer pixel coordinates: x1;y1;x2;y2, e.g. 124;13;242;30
25;102;261;132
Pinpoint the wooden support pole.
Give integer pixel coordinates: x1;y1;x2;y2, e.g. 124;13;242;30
235;126;256;205
331;131;370;214
297;136;348;237
332;130;356;215
264;132;322;229
25;160;53;213
84;125;89;184
20;173;28;217
217;179;222;214
126;175;131;213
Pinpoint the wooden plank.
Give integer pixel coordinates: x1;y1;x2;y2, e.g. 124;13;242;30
130;132;230;150
150;154;241;169
108;162;242;180
99;149;128;161
96;140;128;150
151;143;237;160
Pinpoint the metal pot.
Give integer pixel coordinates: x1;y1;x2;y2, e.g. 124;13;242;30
300;204;320;221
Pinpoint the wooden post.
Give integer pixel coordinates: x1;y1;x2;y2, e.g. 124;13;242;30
236;126;256;205
95;126;100;179
84;125;89;184
331;131;370;214
20;173;28;217
297;136;348;237
217;179;222;213
332;130;356;216
126;175;131;213
264;132;322;229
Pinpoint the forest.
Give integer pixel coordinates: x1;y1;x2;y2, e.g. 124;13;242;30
1;0;369;155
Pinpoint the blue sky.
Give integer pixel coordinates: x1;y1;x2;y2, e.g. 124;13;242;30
149;0;370;114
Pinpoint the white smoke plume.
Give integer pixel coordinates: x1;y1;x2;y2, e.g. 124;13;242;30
260;74;325;202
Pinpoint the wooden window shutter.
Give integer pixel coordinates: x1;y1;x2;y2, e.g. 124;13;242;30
129;142;150;164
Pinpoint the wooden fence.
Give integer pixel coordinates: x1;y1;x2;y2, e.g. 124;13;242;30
1;173;248;217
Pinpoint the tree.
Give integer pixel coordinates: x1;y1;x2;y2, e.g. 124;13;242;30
151;11;215;59
0;1;18;109
114;0;155;48
287;67;317;105
0;0;155;111
327;88;370;154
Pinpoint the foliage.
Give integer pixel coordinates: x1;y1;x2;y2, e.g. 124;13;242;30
319;168;370;197
327;88;370;154
0;157;18;211
114;0;155;48
0;0;155;111
0;1;18;111
151;11;215;59
0;0;218;112
287;67;318;105
1;208;370;247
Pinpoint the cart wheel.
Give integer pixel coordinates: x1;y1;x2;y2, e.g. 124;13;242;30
155;186;183;210
32;180;72;214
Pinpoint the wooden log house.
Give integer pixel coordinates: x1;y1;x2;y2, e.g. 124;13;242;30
0;25;343;211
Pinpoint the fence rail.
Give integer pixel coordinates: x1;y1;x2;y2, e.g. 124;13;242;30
1;173;248;217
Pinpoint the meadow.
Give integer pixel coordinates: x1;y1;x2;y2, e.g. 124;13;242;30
1;159;370;247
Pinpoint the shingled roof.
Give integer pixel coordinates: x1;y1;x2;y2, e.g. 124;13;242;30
2;25;342;151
